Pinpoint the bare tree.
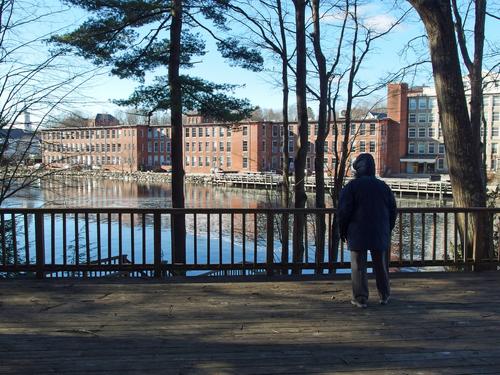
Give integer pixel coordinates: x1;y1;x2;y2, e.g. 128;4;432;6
407;0;494;267
0;1;95;206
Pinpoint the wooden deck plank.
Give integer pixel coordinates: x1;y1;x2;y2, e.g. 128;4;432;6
1;272;499;374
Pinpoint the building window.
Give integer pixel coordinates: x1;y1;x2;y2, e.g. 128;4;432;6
418;128;426;138
409;98;417;110
198;127;203;137
437;158;444;170
428;112;435;123
409;113;416;123
359;141;366;152
428;142;435;154
491;159;497;170
186;143;190;152
493;112;500;122
205;157;210;166
493;96;500;107
198;142;202;152
350;123;356;135
289;140;294;153
418;113;427;123
359;123;366;135
185;128;189;137
205;127;210;137
272;140;278;152
369;141;376;153
226;142;231;151
212;142;217;151
242;140;248;152
370;123;376;135
218;141;223;151
227;127;232;136
227;156;232;167
418;98;427;109
439;143;445;154
262;140;266;152
429;98;437;108
428;128;435;138
418;143;425;154
219;127;224;136
324;141;328;152
492;127;499;137
243;157;248;168
492;143;498;154
408;128;416;138
409;142;415;154
243;126;248;136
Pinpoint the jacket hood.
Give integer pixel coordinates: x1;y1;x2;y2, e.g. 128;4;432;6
353;153;376;177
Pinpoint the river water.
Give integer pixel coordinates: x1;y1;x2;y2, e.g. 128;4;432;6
1;177;456;275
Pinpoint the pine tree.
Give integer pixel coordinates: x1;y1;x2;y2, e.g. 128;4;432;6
51;0;263;270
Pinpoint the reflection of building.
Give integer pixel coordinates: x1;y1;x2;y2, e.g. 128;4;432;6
389;74;500;175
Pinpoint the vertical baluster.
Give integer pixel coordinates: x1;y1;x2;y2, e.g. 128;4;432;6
24;213;29;264
420;213;425;262
1;214;6;265
242;214;246;271
74;213;79;266
254;213;257;264
443;212;448;263
230;213;235;265
409;212;414;264
194;213;198;265
130;213;135;265
327;213;333;273
398;211;403;264
142;214;146;264
454;212;458;263
35;212;45;279
97;213;101;275
85;213;90;265
62;213;67;266
108;213;112;261
50;213;55;265
118;213;123;265
464;211;469;270
432;212;437;261
207;213;211;264
219;213;223;265
266;212;274;276
11;213;17;266
304;213;308;264
154;212;161;278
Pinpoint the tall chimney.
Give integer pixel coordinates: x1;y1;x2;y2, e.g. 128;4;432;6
24;111;32;131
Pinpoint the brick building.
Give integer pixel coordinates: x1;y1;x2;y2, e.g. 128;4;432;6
41;111;405;176
388;74;500;175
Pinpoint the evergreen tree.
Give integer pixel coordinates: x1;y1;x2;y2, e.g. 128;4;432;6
51;0;263;269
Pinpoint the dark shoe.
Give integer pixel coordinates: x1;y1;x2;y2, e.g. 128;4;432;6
351;299;367;308
379;296;390;305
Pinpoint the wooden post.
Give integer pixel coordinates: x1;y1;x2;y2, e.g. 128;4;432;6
266;212;274;276
154;212;162;278
35;213;45;279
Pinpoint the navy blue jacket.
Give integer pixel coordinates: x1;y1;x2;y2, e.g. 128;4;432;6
338;153;397;252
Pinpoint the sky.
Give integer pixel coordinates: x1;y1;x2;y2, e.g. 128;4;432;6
11;1;500;120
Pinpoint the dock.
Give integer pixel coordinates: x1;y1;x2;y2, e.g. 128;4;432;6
1;272;500;374
198;173;453;199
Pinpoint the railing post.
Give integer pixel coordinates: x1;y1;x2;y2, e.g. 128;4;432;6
266;212;274;276
35;213;45;279
154;212;162;278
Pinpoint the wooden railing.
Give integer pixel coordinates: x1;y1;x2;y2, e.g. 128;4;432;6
0;207;498;278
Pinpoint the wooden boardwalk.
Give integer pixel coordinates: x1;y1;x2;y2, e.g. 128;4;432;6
1;273;500;374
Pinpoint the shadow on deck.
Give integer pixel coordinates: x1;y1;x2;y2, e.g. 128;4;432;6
1;272;500;374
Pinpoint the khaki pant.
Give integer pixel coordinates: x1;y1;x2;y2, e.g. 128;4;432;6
350;249;390;303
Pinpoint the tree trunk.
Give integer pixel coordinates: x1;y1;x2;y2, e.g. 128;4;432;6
292;0;308;274
278;0;290;272
311;0;327;274
408;0;493;267
169;0;186;272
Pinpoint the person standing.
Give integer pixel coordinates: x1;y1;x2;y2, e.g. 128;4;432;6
338;153;397;308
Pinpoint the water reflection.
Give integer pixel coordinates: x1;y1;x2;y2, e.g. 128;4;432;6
4;177;451;209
